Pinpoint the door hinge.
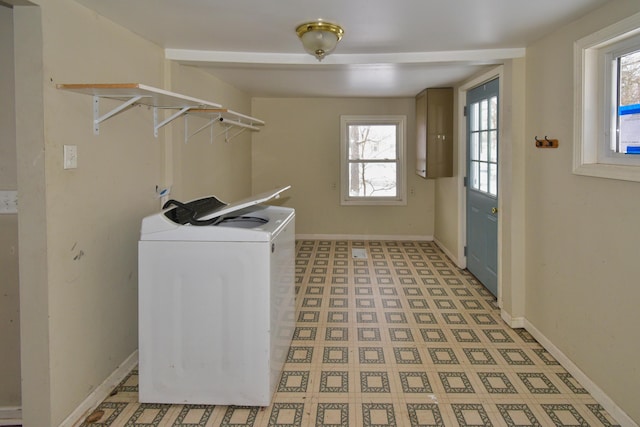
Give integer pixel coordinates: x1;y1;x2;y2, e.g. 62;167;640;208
464;246;468;256
463;176;468;187
463;105;468;117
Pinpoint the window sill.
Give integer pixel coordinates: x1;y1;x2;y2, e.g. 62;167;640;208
572;162;640;183
341;198;407;207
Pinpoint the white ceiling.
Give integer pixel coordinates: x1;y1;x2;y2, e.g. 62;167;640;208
74;0;609;97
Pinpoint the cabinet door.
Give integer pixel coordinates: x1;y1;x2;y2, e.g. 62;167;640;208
415;90;428;178
415;88;453;178
426;88;453;178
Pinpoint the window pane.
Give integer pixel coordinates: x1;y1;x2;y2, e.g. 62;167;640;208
617;50;640;154
348;162;397;197
348;124;397;160
620;51;640;106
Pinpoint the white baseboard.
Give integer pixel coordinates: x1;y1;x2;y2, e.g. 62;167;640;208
500;310;525;328
524;320;637;427
432;237;461;267
59;350;138;427
296;234;434;241
0;406;21;426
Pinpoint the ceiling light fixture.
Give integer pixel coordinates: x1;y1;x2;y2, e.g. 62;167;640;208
296;21;344;61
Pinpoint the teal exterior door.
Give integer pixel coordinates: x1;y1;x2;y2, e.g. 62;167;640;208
466;78;499;296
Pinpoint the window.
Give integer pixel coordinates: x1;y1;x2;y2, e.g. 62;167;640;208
574;11;640;181
340;115;406;205
468;95;498;197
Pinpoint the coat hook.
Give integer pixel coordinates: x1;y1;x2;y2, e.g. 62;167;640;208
534;135;559;148
535;136;543;147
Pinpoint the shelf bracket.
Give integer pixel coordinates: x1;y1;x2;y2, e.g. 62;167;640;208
153;106;192;137
219;117;260;132
93;95;145;135
184;114;221;143
216;125;247;143
185;115;260;143
216;117;259;142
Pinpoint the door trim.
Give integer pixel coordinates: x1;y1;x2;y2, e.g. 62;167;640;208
457;66;504;306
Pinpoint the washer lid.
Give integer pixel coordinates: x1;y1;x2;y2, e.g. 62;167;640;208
195;185;291;222
142;186;292;236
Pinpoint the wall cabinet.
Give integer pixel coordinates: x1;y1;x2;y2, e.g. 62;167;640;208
415;87;453;178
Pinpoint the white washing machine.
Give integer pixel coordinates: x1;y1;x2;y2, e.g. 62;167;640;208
138;187;295;406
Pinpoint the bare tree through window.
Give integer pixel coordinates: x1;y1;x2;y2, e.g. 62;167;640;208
618;50;640;153
620;51;640;106
347;124;397;197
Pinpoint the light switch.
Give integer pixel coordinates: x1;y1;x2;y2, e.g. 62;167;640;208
0;190;18;214
64;145;78;169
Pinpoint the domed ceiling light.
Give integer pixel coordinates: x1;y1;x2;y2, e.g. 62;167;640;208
296;21;344;61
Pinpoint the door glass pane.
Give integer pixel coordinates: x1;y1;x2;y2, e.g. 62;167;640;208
489;130;498;162
348;162;397;197
470;161;479;190
480;99;488;131
489;96;498;129
470;103;479;132
470;133;479;160
480;131;488;161
489;163;497;196
479;162;488;193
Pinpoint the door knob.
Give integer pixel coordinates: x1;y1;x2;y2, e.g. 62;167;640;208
491;207;498;214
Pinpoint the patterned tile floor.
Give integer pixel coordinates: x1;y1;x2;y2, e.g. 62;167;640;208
79;240;620;426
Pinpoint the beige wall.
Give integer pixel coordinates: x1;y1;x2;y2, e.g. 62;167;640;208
525;0;640;423
16;0;156;425
434;59;527;322
499;59;527;320
251;97;434;237
0;4;21;408
168;62;253;203
9;0;639;425
13;1;255;424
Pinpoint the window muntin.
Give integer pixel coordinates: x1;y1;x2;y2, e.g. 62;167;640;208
340;116;406;205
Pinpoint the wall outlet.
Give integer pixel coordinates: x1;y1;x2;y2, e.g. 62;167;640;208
64;145;78;169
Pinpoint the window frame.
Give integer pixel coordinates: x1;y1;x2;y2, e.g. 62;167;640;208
340;115;407;206
573;11;640;182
